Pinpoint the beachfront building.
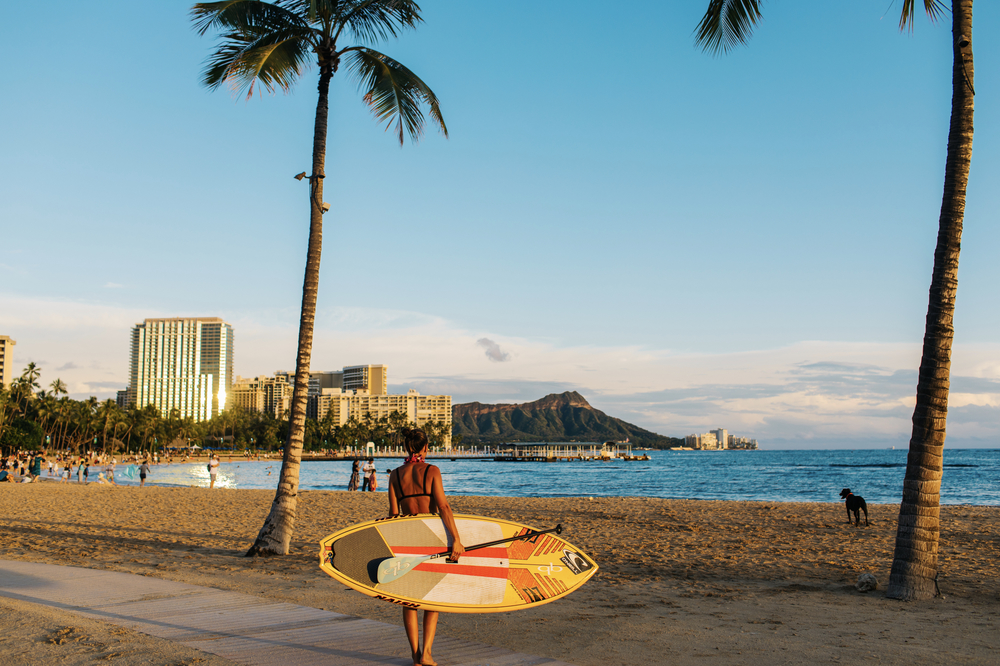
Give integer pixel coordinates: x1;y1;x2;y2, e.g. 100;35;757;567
342;364;387;395
0;336;15;389
231;374;294;419
116;390;128;409
310;370;343;395
728;436;759;450
686;429;760;450
126;317;233;421
311;388;453;448
685;432;721;450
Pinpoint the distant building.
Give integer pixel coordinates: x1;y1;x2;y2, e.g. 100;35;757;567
686;429;759;450
727;436;759;450
0;336;15;389
231;374;294;419
116;390;128;409
685;432;720;450
342;364;387;395
311;388;452;448
126;317;233;421
247;364;451;446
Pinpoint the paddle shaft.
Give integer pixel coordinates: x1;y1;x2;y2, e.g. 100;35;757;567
428;523;563;560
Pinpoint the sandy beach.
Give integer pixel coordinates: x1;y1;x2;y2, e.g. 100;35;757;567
1;483;998;665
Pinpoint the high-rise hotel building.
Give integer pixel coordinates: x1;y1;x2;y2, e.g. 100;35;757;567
127;317;233;421
0;336;15;389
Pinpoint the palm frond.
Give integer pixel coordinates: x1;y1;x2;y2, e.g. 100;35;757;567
337;0;423;44
203;28;313;96
899;0;949;32
191;0;309;36
344;46;446;145
694;0;764;55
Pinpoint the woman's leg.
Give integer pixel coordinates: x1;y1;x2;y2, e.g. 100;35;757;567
403;608;421;665
421;611;439;665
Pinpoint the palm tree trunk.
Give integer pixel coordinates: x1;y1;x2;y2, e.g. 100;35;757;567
246;62;333;557
887;0;974;601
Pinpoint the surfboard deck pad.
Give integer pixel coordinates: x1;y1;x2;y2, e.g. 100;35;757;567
319;513;598;613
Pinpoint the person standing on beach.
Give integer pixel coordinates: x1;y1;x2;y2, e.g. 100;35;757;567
362;458;376;492
28;454;43;481
139;460;151;487
388;428;464;666
209;454;220;488
77;459;84;484
347;460;360;491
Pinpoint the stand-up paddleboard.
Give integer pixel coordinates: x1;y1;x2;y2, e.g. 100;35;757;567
319;513;598;613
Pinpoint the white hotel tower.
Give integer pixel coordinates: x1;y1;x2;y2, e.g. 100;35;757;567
127;317;233;421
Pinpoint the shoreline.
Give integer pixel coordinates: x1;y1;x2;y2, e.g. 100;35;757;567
36;473;1000;508
2;485;999;664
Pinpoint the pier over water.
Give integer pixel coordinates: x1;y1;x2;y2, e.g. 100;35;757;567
302;442;648;463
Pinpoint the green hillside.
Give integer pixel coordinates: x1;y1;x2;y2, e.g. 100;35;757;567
453;391;683;449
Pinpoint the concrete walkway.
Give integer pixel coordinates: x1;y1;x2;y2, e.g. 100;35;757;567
0;560;574;666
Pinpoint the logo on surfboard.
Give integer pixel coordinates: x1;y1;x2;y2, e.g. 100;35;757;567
559;549;592;575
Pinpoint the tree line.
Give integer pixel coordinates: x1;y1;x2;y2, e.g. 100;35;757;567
0;363;452;457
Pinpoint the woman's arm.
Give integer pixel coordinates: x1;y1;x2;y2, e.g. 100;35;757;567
387;469;399;517
428;466;465;561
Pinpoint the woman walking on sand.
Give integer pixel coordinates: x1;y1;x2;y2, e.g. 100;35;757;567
388;428;465;666
347;460;360;491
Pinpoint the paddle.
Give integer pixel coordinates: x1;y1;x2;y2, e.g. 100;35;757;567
376;524;562;584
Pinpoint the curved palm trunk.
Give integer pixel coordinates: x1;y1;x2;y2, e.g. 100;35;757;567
887;0;974;601
246;62;333;557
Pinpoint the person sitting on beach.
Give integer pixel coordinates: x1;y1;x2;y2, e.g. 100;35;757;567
388;428;465;666
0;469;12;483
96;472;112;485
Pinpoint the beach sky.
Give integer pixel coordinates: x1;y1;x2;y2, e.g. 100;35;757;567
2;1;999;448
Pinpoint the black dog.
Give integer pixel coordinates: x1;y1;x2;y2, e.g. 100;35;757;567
840;488;869;526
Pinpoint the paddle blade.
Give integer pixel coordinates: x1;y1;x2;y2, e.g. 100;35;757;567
377;555;429;584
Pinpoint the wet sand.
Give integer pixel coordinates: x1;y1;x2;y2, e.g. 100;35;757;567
1;483;998;665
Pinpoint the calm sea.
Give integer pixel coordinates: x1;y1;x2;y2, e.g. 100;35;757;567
114;448;999;506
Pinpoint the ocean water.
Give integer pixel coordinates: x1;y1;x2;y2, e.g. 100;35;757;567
112;448;1000;506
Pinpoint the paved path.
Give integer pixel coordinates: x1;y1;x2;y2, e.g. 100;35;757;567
0;560;574;666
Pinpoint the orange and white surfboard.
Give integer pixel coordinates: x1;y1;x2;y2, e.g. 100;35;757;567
319;513;598;613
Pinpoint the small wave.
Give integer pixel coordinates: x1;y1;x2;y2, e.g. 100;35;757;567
828;463;905;468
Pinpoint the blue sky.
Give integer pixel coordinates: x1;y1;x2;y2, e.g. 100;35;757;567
3;1;998;448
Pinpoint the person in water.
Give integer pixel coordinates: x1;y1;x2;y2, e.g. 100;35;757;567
388;428;465;666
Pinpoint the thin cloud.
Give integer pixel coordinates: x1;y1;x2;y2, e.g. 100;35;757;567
103;282;124;289
477;338;510;363
56;362;79;371
5;294;999;447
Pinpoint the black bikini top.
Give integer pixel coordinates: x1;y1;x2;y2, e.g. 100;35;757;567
395;464;433;500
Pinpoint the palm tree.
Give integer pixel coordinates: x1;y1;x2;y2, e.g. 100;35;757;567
192;0;447;556
695;0;974;601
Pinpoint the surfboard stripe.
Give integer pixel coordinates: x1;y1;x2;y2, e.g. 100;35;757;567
538;575;560;597
414;562;508;579
391;547;509;558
